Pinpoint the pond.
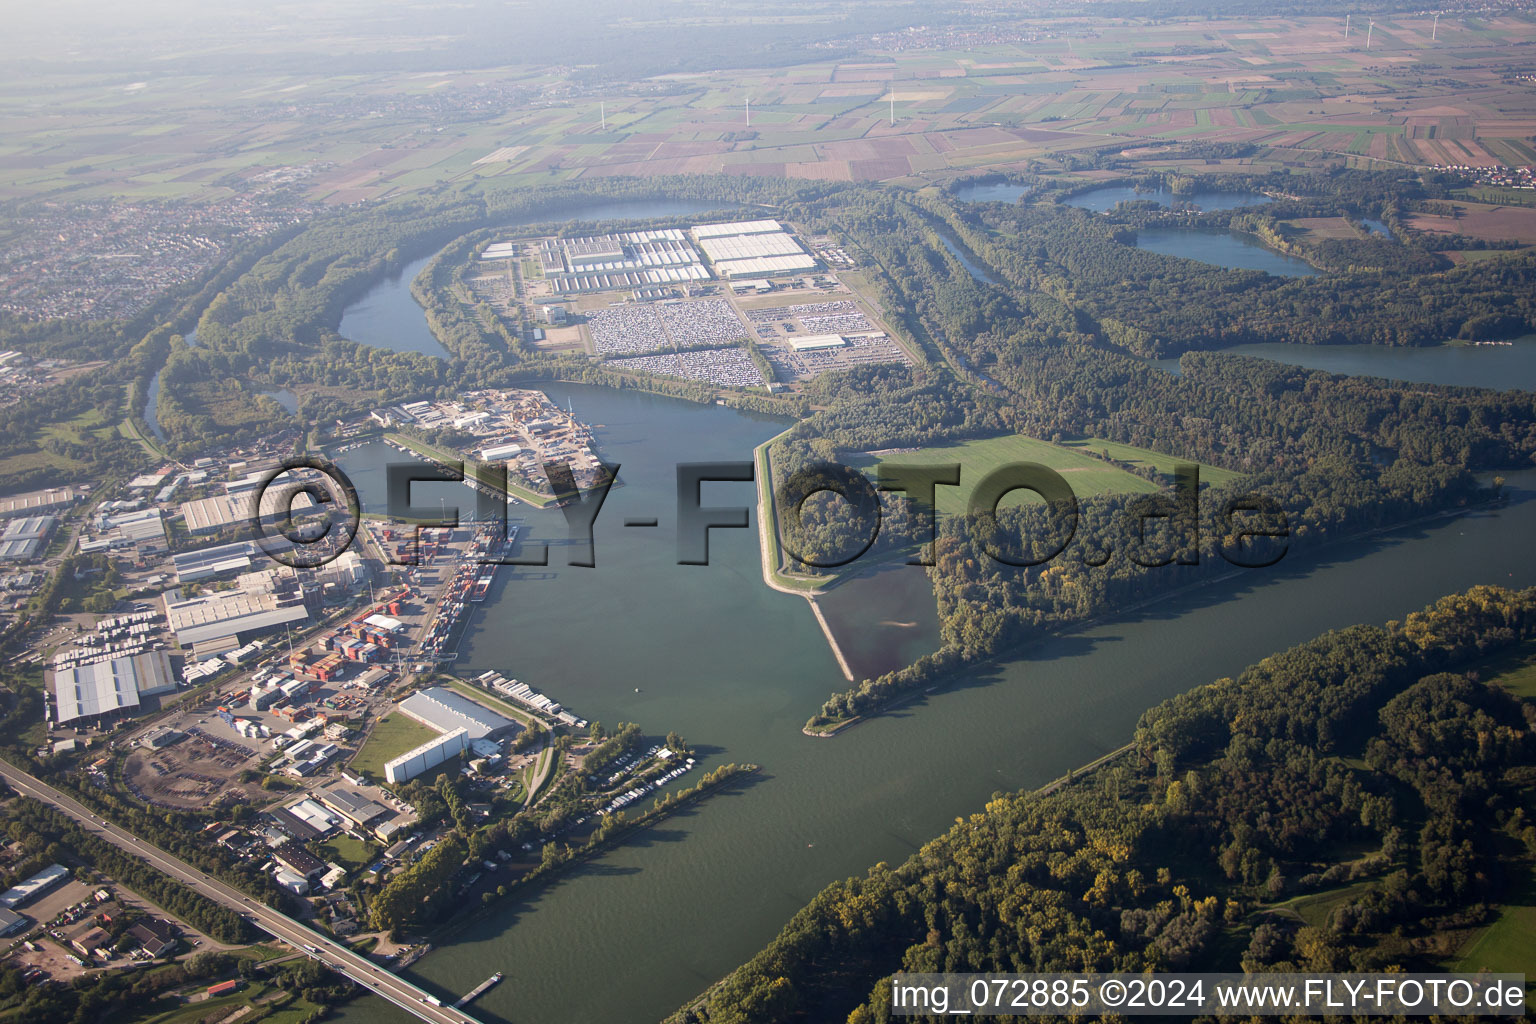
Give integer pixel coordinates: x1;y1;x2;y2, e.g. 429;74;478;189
952;180;1032;204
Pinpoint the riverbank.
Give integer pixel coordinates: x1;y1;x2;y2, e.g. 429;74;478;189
423;763;759;947
802;494;1498;737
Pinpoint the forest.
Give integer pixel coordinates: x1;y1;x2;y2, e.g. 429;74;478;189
781;176;1536;725
670;585;1536;1024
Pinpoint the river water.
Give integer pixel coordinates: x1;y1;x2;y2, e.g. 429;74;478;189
144;328;196;441
322;212;1536;1024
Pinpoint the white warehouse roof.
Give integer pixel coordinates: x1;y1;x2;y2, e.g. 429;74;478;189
398;686;516;740
712;254;818;277
53;651;176;725
690;219;783;238
697;232;805;262
788;334;848;351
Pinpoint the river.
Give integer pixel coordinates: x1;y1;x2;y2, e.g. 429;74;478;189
321;213;1536;1024
329;412;1536;1024
144;328;196;442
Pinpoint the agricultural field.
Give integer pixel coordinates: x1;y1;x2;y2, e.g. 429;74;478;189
3;12;1536;208
1405;201;1536;244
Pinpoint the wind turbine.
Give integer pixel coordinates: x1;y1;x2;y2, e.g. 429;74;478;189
1432;13;1439;42
1366;20;1374;49
600;102;606;131
745;94;750;128
889;93;895;126
1345;14;1351;39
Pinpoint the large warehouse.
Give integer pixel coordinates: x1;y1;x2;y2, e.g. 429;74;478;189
690;220;817;279
385;727;469;784
0;515;56;560
52;651;177;726
180;488;318;535
398;686;516;740
0;486;80;519
163;589;309;647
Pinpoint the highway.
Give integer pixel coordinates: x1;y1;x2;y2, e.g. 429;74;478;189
0;759;473;1024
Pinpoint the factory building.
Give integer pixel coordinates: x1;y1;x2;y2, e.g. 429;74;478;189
384;727;469;784
52;651;176;727
0;864;70;909
788;334;849;352
0;486;80;519
180;488;319;535
0;515;56;560
317;787;392;829
711;254;819;277
690;218;784;238
398;686;516;740
163;588;309;648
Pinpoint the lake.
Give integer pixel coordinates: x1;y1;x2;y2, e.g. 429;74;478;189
1066;185;1269;213
1134;227;1320;277
952;181;1032;204
261;388;299;414
326;377;1536;1024
1156;335;1536;392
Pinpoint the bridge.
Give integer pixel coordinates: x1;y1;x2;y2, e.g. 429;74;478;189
0;760;470;1024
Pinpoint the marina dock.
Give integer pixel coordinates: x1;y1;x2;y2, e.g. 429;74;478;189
454;972;504;1008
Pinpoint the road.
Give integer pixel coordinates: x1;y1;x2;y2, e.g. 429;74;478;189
0;759;473;1024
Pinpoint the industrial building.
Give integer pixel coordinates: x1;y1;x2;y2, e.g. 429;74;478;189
0;908;27;937
171;539;291;582
690;219;784;238
686;220;816;279
711;254;819;278
788;333;849;352
52;651;176;727
0;864;70;909
79;509;167;558
696;232;806;262
180;488;318;535
0;485;80;518
317;787;392;829
163;588;309;648
273;840;325;879
0;516;55;560
479;442;523;462
385;727;469;784
398;686;516;740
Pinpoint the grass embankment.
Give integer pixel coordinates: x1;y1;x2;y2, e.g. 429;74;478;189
846;433;1238;517
382;432;557;508
349;713;439;778
754;428;826;594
